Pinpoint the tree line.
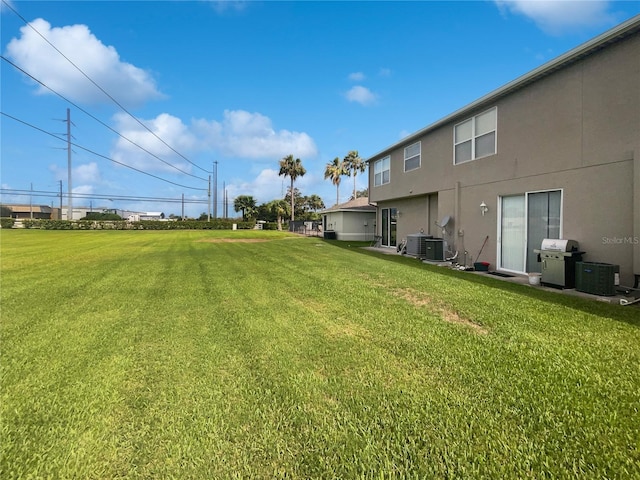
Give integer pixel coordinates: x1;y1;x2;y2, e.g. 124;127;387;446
231;150;368;228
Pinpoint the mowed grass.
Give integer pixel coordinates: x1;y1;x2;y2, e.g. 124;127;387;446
1;229;639;479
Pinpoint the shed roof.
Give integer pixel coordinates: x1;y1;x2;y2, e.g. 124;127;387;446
366;15;640;162
4;204;53;213
321;196;376;213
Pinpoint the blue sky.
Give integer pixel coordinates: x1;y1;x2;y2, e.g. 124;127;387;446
2;0;640;218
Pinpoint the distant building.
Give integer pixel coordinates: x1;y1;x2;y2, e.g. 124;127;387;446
321;197;376;241
128;212;164;221
1;204;59;220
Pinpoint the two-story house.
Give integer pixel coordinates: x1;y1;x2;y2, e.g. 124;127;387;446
367;16;640;287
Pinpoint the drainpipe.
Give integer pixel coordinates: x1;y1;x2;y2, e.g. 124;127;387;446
454;181;461;253
634;150;640;285
368;201;378;238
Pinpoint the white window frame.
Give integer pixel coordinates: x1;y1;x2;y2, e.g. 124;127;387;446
374;156;390;187
453;107;497;165
404;141;421;172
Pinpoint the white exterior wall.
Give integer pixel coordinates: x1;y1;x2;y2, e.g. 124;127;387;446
324;211;376;241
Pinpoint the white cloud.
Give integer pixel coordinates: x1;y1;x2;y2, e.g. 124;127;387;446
193;109;317;159
74;162;101;184
111;113;197;173
345;85;378;106
109;109;317;176
227;168;284;205
73;184;96;196
5;18;163;107
378;67;392;77
495;0;616;34
348;72;366;81
48;161;100;195
226;167;322;205
208;1;249;14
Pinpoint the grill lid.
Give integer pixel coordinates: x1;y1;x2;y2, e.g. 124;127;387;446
540;238;579;252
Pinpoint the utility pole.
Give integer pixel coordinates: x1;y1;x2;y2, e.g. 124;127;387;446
30;183;33;219
66;108;72;220
223;181;227;218
207;174;211;221
181;193;185;221
213;161;218;219
59;180;63;219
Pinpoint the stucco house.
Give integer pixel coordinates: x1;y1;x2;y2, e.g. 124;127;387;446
321;197;376;241
367;16;640;287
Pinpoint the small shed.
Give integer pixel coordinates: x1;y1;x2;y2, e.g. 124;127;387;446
321;197;376;241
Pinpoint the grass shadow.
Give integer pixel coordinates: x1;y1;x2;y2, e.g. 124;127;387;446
322;239;640;328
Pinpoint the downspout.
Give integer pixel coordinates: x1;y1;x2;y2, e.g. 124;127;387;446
634;150;640;287
454;181;461;254
368;202;378;238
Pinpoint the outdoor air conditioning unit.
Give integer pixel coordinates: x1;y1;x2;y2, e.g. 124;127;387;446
424;238;445;261
406;233;431;258
575;262;619;296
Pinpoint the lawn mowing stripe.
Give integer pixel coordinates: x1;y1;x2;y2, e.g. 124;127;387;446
1;231;639;478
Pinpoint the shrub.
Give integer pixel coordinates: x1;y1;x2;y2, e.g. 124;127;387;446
6;219;259;231
0;218;15;229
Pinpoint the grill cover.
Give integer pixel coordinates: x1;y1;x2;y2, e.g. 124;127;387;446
540;238;579;252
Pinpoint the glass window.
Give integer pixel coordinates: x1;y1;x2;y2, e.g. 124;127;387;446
454;107;497;164
404;142;421;172
475;132;495;158
475;109;496;136
455;141;472;164
454;119;472;143
374;156;390;186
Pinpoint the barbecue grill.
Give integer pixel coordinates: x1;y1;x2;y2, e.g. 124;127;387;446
533;239;584;288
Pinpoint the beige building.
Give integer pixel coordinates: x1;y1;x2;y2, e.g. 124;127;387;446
367;16;640;286
321;197;376;241
2;204;59;220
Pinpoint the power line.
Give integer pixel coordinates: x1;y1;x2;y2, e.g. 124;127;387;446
1;0;210;175
1;112;208;192
0;188;209;205
1;56;209;182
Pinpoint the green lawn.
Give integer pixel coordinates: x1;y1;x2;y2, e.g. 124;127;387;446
1;229;639;479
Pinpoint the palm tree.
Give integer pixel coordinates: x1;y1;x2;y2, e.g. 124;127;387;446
305;194;325;213
284;187;303;220
233;195;257;221
344;150;366;200
266;199;288;230
278;155;306;221
324;157;347;206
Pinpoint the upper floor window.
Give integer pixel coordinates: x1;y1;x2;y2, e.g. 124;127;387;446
454;107;497;164
404;142;421;172
374;156;390;186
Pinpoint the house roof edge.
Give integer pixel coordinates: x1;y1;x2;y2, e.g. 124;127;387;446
366;15;640;162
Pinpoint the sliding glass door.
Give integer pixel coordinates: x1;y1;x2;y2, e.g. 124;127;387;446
499;190;561;273
500;195;526;272
526;191;561;272
381;208;397;247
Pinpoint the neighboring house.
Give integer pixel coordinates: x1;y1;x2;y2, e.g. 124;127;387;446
321;197;376;241
367;16;640;286
2;204;58;220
